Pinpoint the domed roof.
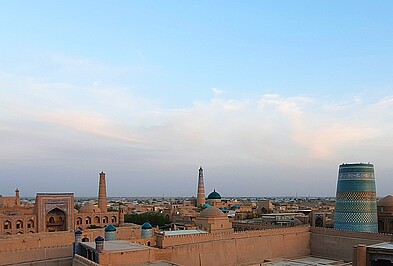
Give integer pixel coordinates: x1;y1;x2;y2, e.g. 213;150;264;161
231;205;239;210
378;195;393;206
141;222;152;229
207;189;221;200
200;206;226;218
105;224;116;232
95;236;104;242
79;202;101;213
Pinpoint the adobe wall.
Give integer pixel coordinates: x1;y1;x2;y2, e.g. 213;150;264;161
310;227;393;261
0;246;72;265
10;257;72;266
73;254;100;266
167;226;310;266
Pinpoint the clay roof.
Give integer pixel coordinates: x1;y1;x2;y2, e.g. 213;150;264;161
200;206;226;218
79;202;101;213
378;195;393;207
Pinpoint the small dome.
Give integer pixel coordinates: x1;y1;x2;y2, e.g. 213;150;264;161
75;229;82;235
202;203;211;209
207;189;221;200
95;236;104;242
142;222;152;229
79;202;101;213
231;205;239;210
378;195;393;207
200;206;226;218
105;224;116;232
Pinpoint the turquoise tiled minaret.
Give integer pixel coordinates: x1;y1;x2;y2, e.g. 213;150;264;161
334;163;378;233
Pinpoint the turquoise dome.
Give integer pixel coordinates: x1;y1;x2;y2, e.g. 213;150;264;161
105;224;116;232
141;222;152;229
207;189;221;200
202;203;211;209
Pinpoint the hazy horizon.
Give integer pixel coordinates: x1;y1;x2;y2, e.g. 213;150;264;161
1;1;393;197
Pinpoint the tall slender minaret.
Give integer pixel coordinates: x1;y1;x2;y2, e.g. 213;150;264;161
196;167;206;207
15;188;20;206
98;171;108;213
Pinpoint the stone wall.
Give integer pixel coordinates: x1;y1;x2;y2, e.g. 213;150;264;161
310;227;393;261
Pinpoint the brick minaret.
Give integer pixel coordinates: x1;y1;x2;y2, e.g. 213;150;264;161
98;172;108;213
196;167;206;207
15;188;20;206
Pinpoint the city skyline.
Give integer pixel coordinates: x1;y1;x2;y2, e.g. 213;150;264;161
1;1;393;197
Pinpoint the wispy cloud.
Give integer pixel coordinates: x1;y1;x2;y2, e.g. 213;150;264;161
211;87;225;97
2;59;393;196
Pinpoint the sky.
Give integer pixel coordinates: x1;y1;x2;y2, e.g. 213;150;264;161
1;1;393;197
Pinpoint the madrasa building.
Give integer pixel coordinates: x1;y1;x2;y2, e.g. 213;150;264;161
0;172;122;236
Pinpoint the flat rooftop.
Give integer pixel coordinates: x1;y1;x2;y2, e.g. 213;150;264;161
81;240;149;252
162;229;208;236
136;261;181;266
254;256;351;266
368;242;393;250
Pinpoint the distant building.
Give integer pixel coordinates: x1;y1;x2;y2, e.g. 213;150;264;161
206;189;222;206
377;195;393;233
0;172;122;236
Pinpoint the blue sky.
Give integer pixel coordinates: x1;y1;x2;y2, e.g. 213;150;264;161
1;1;393;197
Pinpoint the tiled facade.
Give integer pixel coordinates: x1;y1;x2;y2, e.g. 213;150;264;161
334;163;378;233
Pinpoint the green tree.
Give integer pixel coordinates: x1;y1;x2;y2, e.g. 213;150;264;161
124;212;170;227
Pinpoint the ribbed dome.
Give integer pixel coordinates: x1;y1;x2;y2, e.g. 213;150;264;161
378;195;393;207
141;222;152;229
207;189;221;200
79;202;101;213
200;206;226;218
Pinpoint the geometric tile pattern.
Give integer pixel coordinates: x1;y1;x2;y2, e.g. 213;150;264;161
334;163;378;233
335;201;377;213
336;192;376;201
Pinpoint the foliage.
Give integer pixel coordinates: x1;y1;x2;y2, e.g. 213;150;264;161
124;212;170;227
87;225;102;229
